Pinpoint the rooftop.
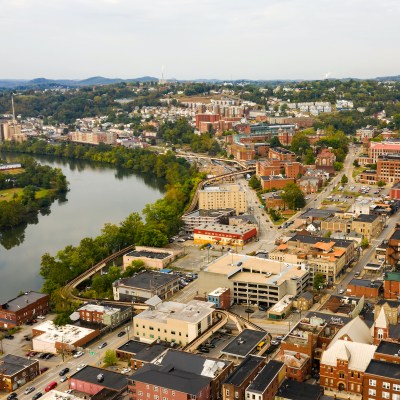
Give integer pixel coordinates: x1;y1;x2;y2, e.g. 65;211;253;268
224;355;265;386
366;359;400;380
114;271;178;290
33;320;96;346
129;363;211;395
134;300;214;325
208;287;230;297
268;295;294;313
246;361;284;393
375;340;400;356
299;209;335;220
77;303;121;316
117;339;149;355
70;366;128;391
289;234;353;248
221;329;267;358
348;279;383;289
125;250;171;260
353;214;379;223
194;223;255;235
200;184;243;193
277;379;322;400
0;291;48;311
0;354;38;376
205;253;308;286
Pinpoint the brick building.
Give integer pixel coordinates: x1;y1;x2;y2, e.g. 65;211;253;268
195;113;220;129
391;182;400;200
315;148;336;172
386;227;400;268
374;341;400;364
223;355;266;400
207;287;231;310
0;354;39;393
345;278;383;298
0;291;50;328
260;176;295;191
377;154;400;184
383;272;400;300
369;141;400;163
268;147;296;162
77;303;132;327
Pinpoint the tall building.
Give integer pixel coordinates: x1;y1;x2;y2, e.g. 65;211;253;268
198;184;247;215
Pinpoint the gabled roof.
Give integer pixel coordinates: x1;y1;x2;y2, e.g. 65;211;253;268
330;316;373;346
321;340;376;371
375;307;389;329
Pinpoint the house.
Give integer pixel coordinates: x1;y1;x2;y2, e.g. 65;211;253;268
76;303;132;328
0;354;39;393
0;291;50;328
293;291;314;311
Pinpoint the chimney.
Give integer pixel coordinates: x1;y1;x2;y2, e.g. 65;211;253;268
295;353;301;360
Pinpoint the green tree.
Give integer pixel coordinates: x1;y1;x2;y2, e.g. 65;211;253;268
304;148;315;165
269;136;282;148
334;162;343;171
281;183;306;210
341;175;348;184
313;272;325;291
353;160;360;167
248;175;261;190
361;238;369;249
103;349;118;366
377;180;386;187
290;132;311;155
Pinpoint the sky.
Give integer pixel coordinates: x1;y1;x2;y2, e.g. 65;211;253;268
0;0;399;80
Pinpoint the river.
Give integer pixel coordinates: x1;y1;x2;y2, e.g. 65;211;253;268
0;153;165;302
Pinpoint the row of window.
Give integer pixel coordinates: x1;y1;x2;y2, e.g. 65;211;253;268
369;380;400;391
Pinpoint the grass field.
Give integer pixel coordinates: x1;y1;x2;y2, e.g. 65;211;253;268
0;187;53;202
0;168;24;175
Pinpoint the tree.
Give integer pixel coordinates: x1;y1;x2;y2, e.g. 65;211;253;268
248;175;261;190
341;175;348;185
377;180;386;187
290;132;311;155
361;238;369;249
281;183;306;210
304;148;315;165
353;160;360;167
269;136;282;148
334;162;343;171
103;349;118;366
313;273;325;291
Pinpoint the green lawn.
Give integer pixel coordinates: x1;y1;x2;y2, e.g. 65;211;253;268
0;187;54;202
0;168;24;175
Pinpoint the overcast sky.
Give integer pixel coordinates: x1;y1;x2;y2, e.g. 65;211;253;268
1;0;399;80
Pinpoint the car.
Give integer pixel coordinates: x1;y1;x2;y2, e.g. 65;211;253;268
204;342;215;348
355;272;360;277
98;342;108;349
76;363;87;371
270;340;280;346
44;353;53;359
40;367;49;374
60;376;68;383
24;387;36;395
38;353;48;359
32;393;43;400
276;336;284;341
73;350;84;358
59;367;70;376
199;347;210;353
177;238;186;242
4;334;14;339
339;289;345;294
121;367;132;374
65;390;73;394
45;381;58;392
258;304;267;311
37;315;46;319
117;331;126;337
7;393;17;400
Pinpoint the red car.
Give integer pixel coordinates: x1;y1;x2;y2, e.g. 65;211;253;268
40;367;49;374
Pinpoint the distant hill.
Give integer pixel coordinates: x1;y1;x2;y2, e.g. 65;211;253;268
0;76;159;89
376;75;400;81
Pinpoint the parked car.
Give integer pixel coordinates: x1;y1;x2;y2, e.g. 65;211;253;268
117;331;126;337
32;393;43;400
39;367;49;374
7;393;17;400
45;381;57;392
59;368;70;376
121;367;132;374
44;353;53;359
65;390;73;394
60;376;68;383
276;336;284;341
98;342;108;349
204;342;215;348
339;289;345;294
24;387;36;395
355;272;360;277
258;304;267;311
199;347;210;353
270;340;280;346
37;315;46;319
4;334;14;339
76;364;87;371
73;351;84;358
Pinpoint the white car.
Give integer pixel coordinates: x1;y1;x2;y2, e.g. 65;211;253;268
76;363;87;371
65;389;73;394
60;376;68;383
73;351;84;358
121;367;132;374
37;315;46;320
24;386;36;395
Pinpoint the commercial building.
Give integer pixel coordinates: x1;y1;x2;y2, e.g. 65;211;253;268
376;154;400;184
207;287;231;310
369;141;400;163
69;366;127;397
222;355;266;400
267;295;294;320
275;379;322;400
391;182;400;200
386;226;400;268
260;176;295;191
123;247;180;270
113;271;180;302
198;253;309;308
244;360;286;400
199;184;248;215
268;147;296;162
0;354;39;393
383;271;400;300
345;279;383;298
0;291;50;328
351;213;383;241
374;340;400;364
32;320;99;354
76;303;132;328
182;209;234;233
193;223;257;247
133;300;214;345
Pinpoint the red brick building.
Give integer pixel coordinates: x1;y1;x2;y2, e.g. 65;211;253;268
315;149;336;172
196;113;220;129
208;287;231;310
383;271;400;299
345;278;383;298
268;147;296;162
260;176;295;191
390;182;400;200
0;291;50;328
386;228;400;268
362;360;400;400
377;155;400;184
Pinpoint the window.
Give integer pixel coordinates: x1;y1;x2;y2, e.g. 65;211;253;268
394;384;400;392
392;394;400;400
138;392;143;396
368;389;376;396
369;380;376;387
153;387;159;391
339;371;345;379
382;392;390;399
383;382;390;389
226;390;230;397
154;396;159;400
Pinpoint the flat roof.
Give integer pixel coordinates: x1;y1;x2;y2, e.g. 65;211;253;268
289;234;353;248
125;250;171;259
200;184;243;193
389;228;400;241
33;321;96;346
205;253;308;286
221;329;267;358
134;300;214;325
348;279;383;289
268;295;294;313
78;303;121;316
1;291;48;311
354;214;378;223
39;391;79;400
115;271;178;290
70;366;127;391
117;339;148;355
277;379;322;400
375;340;400;356
208;287;230;297
224;355;265;386
195;223;255;235
0;354;37;376
366;359;400;380
246;361;284;393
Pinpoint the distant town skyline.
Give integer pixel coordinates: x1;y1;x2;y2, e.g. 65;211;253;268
1;0;399;80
